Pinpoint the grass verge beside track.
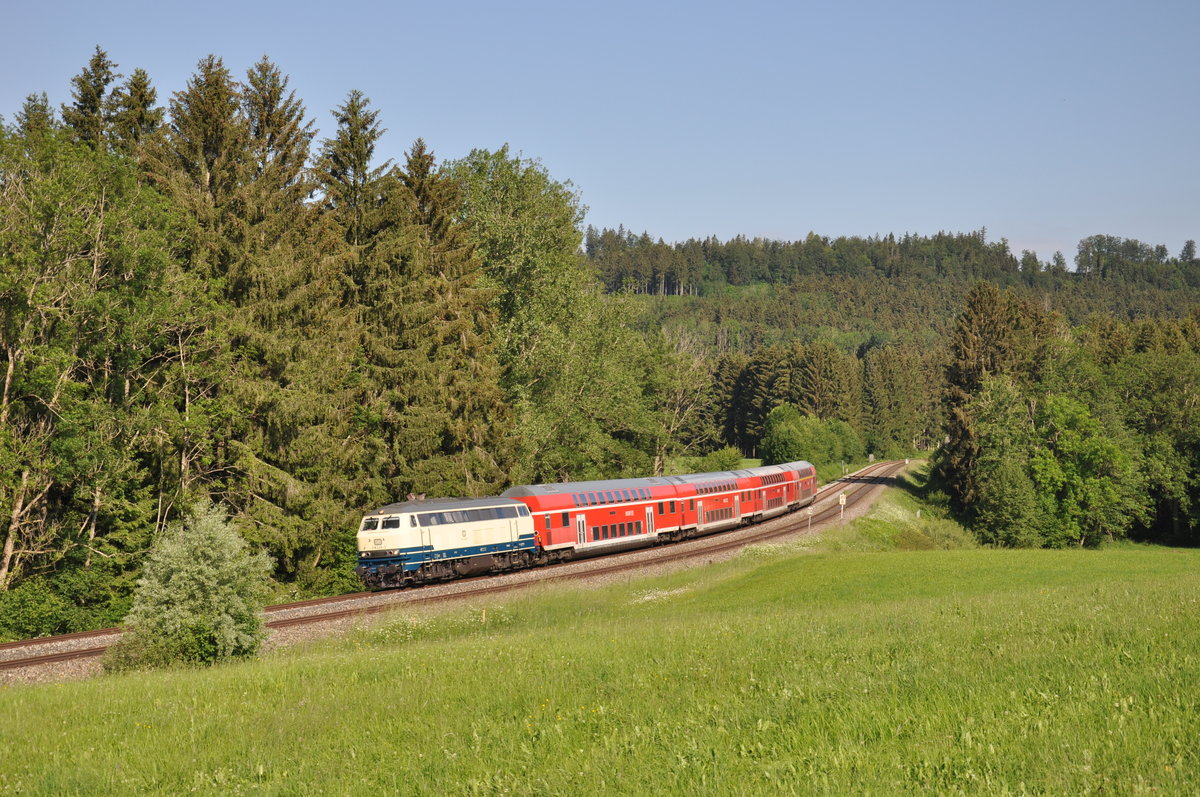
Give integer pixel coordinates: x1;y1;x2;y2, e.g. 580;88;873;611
2;518;1197;793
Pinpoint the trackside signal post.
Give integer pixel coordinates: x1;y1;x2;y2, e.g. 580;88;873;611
839;491;846;523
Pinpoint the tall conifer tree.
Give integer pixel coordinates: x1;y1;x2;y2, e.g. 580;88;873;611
361;140;512;497
61;46;118;149
108;68;163;154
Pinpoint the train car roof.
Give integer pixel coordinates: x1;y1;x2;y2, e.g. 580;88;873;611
501;475;678;498
365;496;525;516
501;461;814;498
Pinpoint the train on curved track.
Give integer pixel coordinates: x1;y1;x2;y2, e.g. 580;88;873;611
355;460;817;590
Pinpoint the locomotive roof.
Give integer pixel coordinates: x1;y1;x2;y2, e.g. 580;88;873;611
366;496;524;516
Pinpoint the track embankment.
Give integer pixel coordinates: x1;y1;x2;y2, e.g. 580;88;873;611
1;460;909;683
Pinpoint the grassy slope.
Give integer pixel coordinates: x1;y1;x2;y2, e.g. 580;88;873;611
2;506;1197;795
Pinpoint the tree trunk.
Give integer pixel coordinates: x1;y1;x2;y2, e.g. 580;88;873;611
0;470;29;591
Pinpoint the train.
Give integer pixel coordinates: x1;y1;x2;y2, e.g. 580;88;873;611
355;460;817;590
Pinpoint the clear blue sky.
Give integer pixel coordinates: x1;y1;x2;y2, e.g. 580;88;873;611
3;0;1196;262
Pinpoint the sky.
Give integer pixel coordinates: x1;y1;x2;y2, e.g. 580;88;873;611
3;0;1196;263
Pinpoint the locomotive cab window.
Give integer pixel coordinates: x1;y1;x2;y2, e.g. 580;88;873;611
361;518;379;531
382;517;401;529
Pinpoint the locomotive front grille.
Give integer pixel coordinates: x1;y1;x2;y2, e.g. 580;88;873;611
359;549;401;559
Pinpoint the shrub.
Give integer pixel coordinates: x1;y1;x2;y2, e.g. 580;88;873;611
104;501;273;672
699;446;744;472
0;577;77;641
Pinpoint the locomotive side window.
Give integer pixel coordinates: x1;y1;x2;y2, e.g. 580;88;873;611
657;502;664;514
361;518;379;531
544;515;550;530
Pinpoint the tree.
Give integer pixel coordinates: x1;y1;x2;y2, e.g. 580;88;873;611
0;124;179;613
356;140;513;497
61;46;118;149
968;378;1044;546
448;146;658;482
145;54;247;281
108;68;163;154
1029;395;1147;546
937;283;1051;511
15;93;55;137
105;502;272;669
314;89;390;255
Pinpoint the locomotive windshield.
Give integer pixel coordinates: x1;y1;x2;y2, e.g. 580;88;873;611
360;518;379;531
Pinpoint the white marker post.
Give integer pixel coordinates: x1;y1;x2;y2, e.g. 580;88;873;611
807;506;814;531
839;491;847;524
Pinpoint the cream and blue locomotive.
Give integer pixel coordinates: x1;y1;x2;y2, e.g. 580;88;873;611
355;496;537;589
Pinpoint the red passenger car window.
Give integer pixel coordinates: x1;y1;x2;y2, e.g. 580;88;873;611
561;512;569;526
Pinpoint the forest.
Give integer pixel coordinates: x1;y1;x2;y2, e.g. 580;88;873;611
1;47;1197;639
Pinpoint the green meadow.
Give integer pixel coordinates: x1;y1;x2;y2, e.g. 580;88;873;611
2;506;1197;795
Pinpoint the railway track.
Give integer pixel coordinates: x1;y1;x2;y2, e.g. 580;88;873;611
0;460;906;677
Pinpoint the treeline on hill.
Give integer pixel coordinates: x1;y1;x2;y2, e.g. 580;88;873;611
586;225;1200;295
1;47;1196;639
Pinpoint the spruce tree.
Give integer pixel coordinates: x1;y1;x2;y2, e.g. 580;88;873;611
108;68;163;154
15;93;55;137
314;90;390;254
360;140;512;497
145;54;248;281
61;46;118;149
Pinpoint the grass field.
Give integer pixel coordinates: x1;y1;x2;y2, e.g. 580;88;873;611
2;503;1197;794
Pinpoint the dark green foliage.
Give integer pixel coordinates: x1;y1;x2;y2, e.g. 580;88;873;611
15;93;55;137
107;68;163;153
314;90;390;253
61;46;118;149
